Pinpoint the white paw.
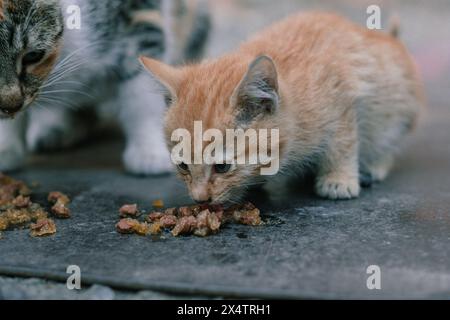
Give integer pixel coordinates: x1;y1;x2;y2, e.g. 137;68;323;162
123;142;173;175
0;140;26;172
26;121;87;152
26;107;91;152
315;174;360;200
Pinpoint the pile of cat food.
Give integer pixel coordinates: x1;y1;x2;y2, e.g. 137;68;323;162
116;200;262;238
0;173;71;238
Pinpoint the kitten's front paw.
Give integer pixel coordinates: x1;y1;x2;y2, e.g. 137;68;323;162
0;141;26;172
123;142;173;175
315;174;360;200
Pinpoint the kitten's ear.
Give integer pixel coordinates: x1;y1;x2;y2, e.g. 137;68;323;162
139;56;181;105
232;55;279;124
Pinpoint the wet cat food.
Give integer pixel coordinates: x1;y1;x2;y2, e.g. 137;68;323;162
1;173;71;236
116;201;262;238
115;218;136;234
119;204;139;217
147;211;163;222
116;218;160;236
30;218;57;237
159;214;178;228
48;191;71;219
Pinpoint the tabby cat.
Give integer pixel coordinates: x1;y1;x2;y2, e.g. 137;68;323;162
0;0;209;174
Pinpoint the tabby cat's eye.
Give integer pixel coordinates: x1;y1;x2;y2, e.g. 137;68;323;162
214;164;232;174
22;50;46;65
177;162;189;173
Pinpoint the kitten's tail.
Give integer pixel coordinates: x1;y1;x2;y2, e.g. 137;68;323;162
184;0;211;62
388;14;400;38
163;0;211;64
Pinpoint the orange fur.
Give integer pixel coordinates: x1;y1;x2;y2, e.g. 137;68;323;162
141;12;424;203
29;49;60;80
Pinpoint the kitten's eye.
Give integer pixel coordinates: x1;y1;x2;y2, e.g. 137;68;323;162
22;50;46;65
214;164;232;174
177;162;189;173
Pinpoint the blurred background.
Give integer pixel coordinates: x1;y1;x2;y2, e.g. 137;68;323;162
206;0;449;107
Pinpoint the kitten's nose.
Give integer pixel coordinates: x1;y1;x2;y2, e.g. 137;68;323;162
191;185;211;203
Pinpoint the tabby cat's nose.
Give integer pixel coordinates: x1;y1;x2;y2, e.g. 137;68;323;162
0;101;23;115
0;92;24;115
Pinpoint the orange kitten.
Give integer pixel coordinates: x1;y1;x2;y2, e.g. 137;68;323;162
141;12;424;204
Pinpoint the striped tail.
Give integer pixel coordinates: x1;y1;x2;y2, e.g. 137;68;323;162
388;15;400;38
163;0;211;64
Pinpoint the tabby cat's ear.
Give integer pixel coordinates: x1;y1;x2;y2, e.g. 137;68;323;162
139;56;181;105
231;55;279;124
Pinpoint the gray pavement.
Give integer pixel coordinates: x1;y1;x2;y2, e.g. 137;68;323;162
1;0;450;299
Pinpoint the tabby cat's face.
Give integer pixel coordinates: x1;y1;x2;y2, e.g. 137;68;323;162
0;0;63;118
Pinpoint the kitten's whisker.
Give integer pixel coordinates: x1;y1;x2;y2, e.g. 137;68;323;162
40;89;95;100
240;181;266;188
50;60;86;79
35;96;80;111
52;40;109;71
41;80;90;90
46;63;85;82
214;188;243;205
44;62;87;86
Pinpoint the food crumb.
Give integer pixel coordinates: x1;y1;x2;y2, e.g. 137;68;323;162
159;214;178;228
119;204;139;217
171;216;197;236
116;218;155;236
48;191;71;219
152;199;164;209
12;195;31;208
0;216;8;231
147;211;163;222
230;207;262;226
148;221;162;235
132;221;151;236
116;218;135;234
30;218;57;237
4;209;32;226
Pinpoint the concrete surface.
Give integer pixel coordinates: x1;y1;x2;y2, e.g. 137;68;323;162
0;0;450;299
